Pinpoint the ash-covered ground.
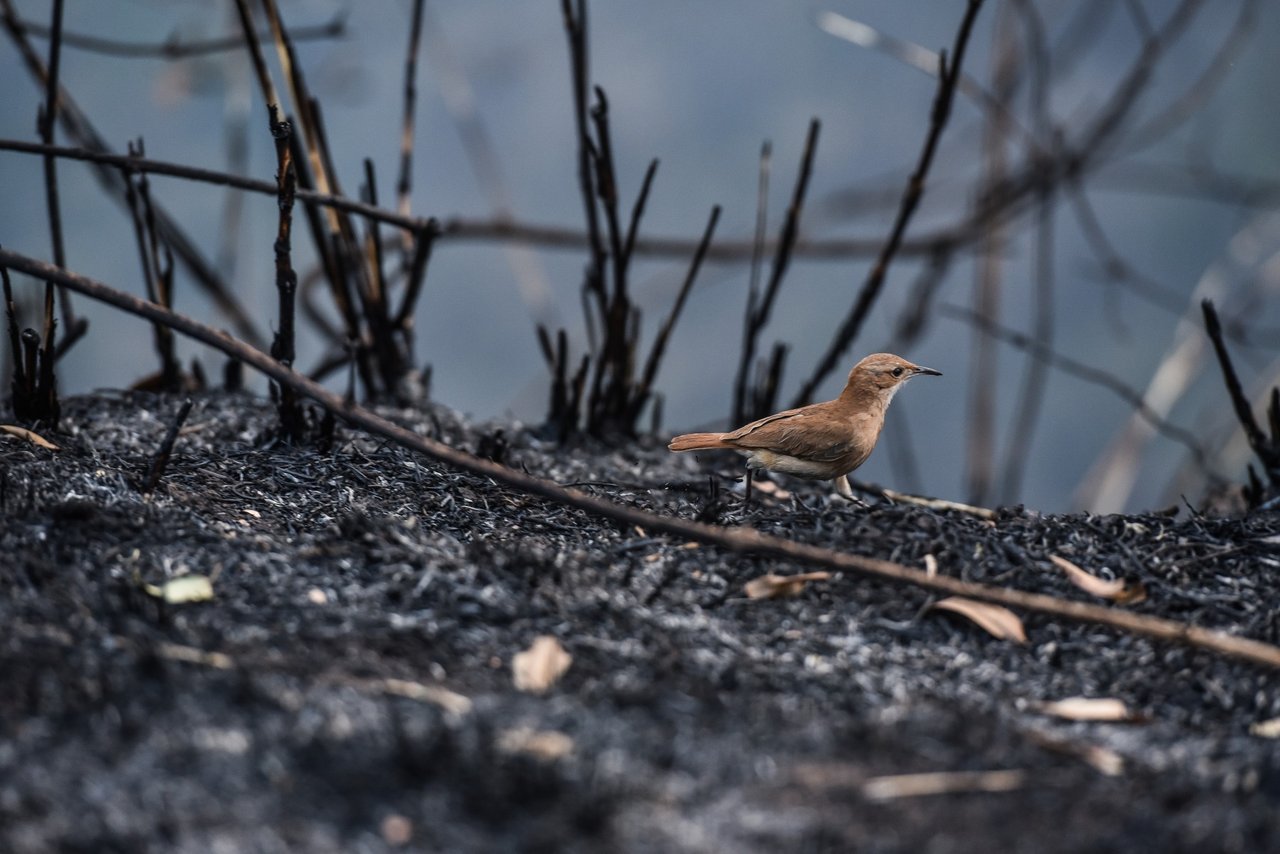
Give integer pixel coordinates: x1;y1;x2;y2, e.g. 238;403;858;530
2;391;1279;853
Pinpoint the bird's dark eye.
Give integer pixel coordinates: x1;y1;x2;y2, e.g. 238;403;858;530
891;367;904;378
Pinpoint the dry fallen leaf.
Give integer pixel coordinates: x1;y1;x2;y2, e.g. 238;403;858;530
144;574;214;604
0;424;60;450
378;678;472;716
497;727;575;760
1049;554;1147;604
931;597;1027;643
1034;697;1139;722
380;814;413;847
1250;717;1280;738
1029;730;1125;776
744;571;832;600
155;642;234;670
512;636;572;694
752;479;792;500
861;769;1026;800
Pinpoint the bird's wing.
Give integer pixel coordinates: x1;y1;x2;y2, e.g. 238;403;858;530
724;405;855;463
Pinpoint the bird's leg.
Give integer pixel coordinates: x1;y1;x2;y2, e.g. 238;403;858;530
833;474;869;507
743;467;754;508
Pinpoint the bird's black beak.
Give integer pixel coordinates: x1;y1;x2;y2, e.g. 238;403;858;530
914;365;942;377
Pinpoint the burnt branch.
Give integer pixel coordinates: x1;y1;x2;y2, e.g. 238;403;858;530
544;0;708;439
793;0;984;409
2;262;25;404
268;107;304;441
16;12;345;59
140;398;193;494
943;303;1212;470
0;3;264;349
231;0;281;116
631;205;721;424
0;139;962;263
35;0;77;395
733;119;819;425
122;140;182;391
396;0;426;227
1202;299;1280;495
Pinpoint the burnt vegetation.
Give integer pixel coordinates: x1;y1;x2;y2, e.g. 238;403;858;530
3;1;1280;850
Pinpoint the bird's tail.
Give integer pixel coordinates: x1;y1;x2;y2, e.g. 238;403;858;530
668;432;728;452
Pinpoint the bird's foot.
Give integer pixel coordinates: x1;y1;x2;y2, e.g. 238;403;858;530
831;475;868;506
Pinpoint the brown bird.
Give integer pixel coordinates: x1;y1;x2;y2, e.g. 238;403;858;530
668;353;941;500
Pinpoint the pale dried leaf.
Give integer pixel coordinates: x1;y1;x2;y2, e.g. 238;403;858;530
0;424;60;450
1250;717;1280;738
379;678;472;716
1035;697;1136;722
861;769;1025;800
512;635;572;694
380;814;413;847
931;597;1027;643
1081;745;1124;776
497;727;575;760
1049;554;1147;604
155;642;234;670
744;571;832;600
145;574;214;604
1028;730;1125;776
753;479;792;500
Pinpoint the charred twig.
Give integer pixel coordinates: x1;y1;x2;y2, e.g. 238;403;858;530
583;87;633;435
122;140;182;391
16;12;345;59
1121;0;1256;155
232;0;427;403
964;1;1018;508
998;184;1055;505
393;223;434;332
562;0;606;300
631;205;721;424
2;262;26;404
396;0;425;233
32;0;68;419
733;119;820;425
545;0;708;438
0;139;441;237
1201;300;1280;497
232;0;280;115
536;326;589;442
996;7;1054;507
0;139;960;263
851;478;996;520
140;398;193;494
942;304;1212;468
359;158;411;396
793;0;984;408
0;3;264;349
891;247;953;346
420;1;555;318
5;245;1280;670
268;107;304;441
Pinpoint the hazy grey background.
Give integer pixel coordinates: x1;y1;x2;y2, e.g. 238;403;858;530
3;1;1279;513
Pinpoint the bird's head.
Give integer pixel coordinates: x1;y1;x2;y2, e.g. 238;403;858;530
843;353;941;401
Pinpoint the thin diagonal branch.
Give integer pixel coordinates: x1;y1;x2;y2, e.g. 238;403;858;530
793;0;984;408
733;119;819;425
942;304;1212;469
16;13;345;59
